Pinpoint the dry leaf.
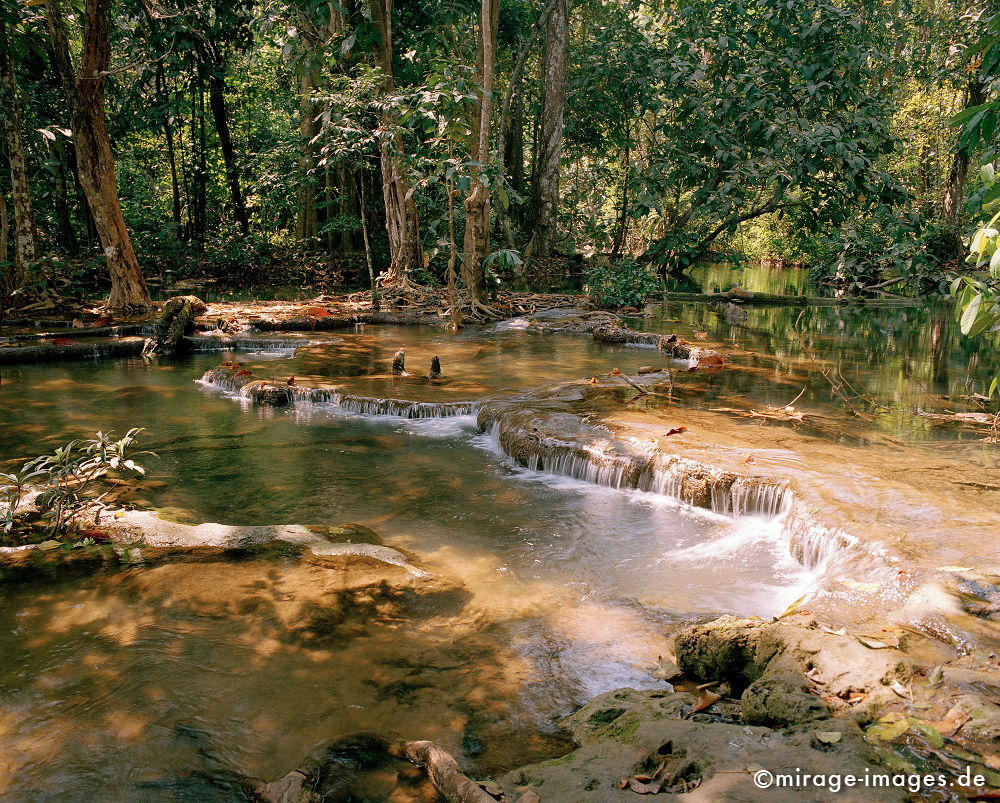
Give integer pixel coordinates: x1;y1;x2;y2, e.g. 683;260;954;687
819;625;847;636
694;331;709;340
856;635;890;650
690;690;722;714
814;731;843;744
664;426;687;436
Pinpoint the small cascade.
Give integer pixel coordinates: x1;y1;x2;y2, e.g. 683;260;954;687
333;394;480;419
198;367;479;418
482;417;881;579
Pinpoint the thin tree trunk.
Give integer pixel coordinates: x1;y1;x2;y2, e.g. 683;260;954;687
49;140;79;254
461;0;499;306
1;191;9;298
0;32;38;287
45;0;151;313
525;0;567;259
943;78;988;229
207;69;249;236
358;170;377;308
156;64;182;234
611;132;630;258
296;71;318;244
369;0;422;288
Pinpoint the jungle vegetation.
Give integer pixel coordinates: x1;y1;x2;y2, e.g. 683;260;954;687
0;0;998;314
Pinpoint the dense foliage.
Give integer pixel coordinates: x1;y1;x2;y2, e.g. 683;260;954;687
0;0;995;310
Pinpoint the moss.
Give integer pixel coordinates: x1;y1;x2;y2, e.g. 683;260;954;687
588;707;626;726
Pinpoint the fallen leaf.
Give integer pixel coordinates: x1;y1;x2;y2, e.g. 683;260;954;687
689;690;721;714
305;307;331;317
664;426;687;436
806;667;826;684
627;778;662;794
856;636;890;649
891;680;909;698
819;625;847;636
694;331;709;340
610;367;621;375
590;377;598;384
37;540;61;551
51;337;78;345
929;707;970;737
937;566;973;573
866;717;911;741
910;721;945;749
814;731;843;744
845;692;868;704
697;354;725;369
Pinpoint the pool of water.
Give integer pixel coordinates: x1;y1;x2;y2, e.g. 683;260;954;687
0;326;826;799
630;300;999;442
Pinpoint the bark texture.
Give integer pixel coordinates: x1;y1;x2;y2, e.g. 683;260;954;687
461;0;499;305
0;33;38;287
45;0;152;313
370;0;423;287
525;0;568;258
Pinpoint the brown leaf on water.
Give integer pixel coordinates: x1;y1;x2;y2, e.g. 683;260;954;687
664;426;687;436
929;707;970;737
627;778;663;794
590;377;598;384
690;690;721;714
694;331;709;340
610;367;621;375
697;354;725;369
305;306;331;317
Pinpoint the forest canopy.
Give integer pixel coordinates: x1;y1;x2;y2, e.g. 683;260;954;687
0;0;996;313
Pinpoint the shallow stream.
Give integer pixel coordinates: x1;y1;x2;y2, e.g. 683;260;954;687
0;298;997;799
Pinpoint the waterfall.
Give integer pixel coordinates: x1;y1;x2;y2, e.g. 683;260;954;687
481;419;883;577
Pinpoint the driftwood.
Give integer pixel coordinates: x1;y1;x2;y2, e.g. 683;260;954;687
663;289;920;307
428;355;442;379
142;295;208;357
591;322;723;366
393;741;495;803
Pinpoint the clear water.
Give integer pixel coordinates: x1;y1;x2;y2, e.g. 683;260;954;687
0;325;824;800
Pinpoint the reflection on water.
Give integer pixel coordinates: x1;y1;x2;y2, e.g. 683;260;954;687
0;281;997;798
0;326;828;799
666;262;817;296
631;299;999;441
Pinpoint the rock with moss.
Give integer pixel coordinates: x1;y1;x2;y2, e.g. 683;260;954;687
143;295;208;357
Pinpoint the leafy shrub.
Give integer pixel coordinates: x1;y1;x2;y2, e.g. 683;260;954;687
585;257;660;309
1;429;154;539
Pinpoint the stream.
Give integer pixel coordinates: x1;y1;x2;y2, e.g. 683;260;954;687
0;295;997;800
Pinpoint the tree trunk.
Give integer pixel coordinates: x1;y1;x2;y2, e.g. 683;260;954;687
45;0;151;313
296;71;318;245
461;0;499;305
156;63;182;234
525;0;567;258
0;32;38;287
1;191;9;298
49;139;79;254
369;0;423;288
207;69;249;236
943;78;988;229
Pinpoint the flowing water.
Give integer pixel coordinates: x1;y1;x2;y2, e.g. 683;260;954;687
0;297;996;799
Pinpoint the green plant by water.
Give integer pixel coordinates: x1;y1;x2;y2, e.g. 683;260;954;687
0;428;154;540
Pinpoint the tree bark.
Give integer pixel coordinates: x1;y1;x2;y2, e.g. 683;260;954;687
45;0;151;313
461;0;499;305
207;68;249;236
525;0;567;258
0;191;9;298
943;79;988;224
156;63;182;234
0;31;38;288
296;70;318;244
369;0;423;288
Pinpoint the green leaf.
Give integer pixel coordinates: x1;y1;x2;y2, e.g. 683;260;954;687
961;293;983;335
